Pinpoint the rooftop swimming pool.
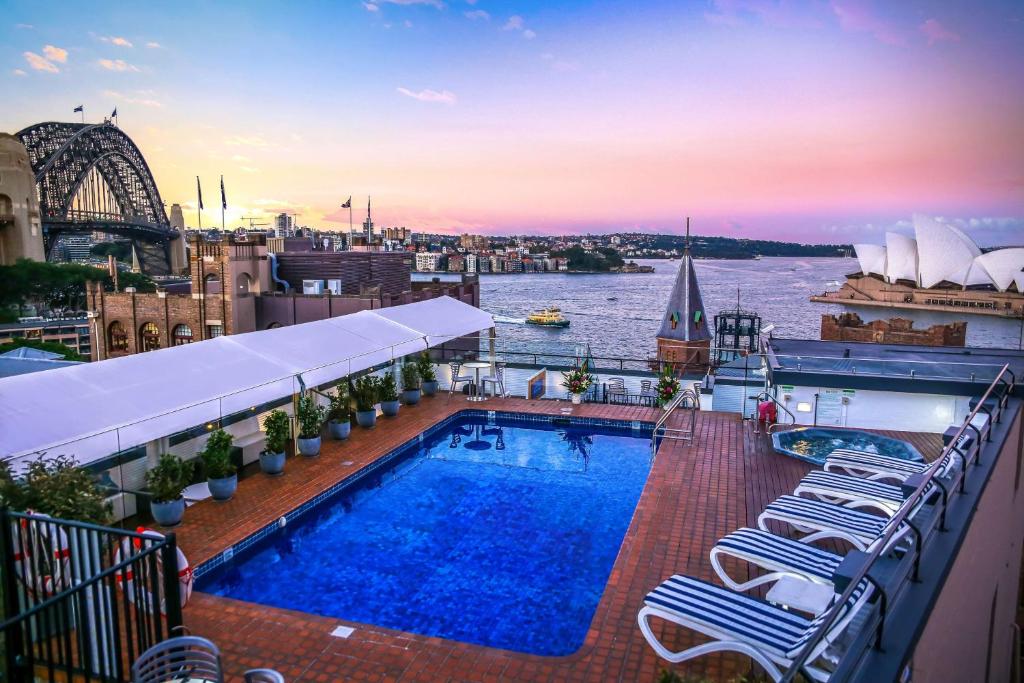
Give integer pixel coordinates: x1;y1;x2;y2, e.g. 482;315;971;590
772;427;923;465
196;412;653;656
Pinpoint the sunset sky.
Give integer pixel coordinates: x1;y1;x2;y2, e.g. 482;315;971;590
2;0;1022;244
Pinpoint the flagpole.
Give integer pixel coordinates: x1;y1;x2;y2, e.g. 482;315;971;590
220;175;225;232
196;176;203;230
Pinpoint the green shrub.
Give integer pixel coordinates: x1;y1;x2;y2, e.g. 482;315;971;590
416;352;436;382
401;362;420;391
353;376;379;412
263;410;291;454
0;455;111;525
378;373;399;402
200;429;235;479
296;394;327;438
145;454;192;503
327;386;351;423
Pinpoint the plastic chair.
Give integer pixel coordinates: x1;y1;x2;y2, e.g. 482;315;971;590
481;364;506;398
447;362;475;402
131;636;224;682
131;635;286;683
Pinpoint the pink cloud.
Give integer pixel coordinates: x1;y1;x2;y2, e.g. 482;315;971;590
920;18;960;45
830;1;904;45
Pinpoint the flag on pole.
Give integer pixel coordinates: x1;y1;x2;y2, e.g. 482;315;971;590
111;107;117;118
220;175;227;210
196;176;204;210
73;105;83;113
340;196;351;209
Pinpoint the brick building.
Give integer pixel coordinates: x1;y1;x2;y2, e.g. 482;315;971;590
88;234;480;360
820;313;967;347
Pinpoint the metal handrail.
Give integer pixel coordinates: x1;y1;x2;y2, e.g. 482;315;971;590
751;390;797;434
651;389;697;457
781;363;1015;681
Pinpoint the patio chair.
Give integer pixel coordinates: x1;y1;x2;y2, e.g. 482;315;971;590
825;449;960;483
447;362;475;402
606;377;626;403
710;515;912;591
794;470;905;515
757;495;889;551
481;363;507;398
131;635;285;683
637;573;873;682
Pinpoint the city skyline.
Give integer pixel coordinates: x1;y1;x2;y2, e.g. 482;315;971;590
2;0;1023;245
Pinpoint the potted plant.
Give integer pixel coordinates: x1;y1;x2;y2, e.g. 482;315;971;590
145;453;191;526
655;366;681;407
327;385;352;440
379;372;401;417
200;429;237;501
296;393;327;456
401;362;421;405
561;364;594;405
353;375;379;428
260;409;290;475
417;352;439;396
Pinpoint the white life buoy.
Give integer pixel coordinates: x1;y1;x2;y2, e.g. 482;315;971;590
113;527;192;613
10;512;71;598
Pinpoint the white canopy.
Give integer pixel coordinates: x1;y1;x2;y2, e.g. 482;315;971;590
0;296;493;467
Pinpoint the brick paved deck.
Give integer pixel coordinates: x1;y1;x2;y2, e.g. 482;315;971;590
175;396;942;682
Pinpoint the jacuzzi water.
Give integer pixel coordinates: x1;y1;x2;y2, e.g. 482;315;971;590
772;427;923;465
196;414;653;656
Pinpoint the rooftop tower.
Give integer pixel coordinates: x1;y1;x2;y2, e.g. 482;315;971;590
655;217;711;375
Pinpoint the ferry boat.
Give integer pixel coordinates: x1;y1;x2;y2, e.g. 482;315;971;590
526;307;570;327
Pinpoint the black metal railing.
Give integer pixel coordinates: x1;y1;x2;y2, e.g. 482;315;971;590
781;363;1016;681
0;510;183;682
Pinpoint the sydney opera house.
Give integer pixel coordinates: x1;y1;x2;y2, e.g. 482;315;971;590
811;215;1024;319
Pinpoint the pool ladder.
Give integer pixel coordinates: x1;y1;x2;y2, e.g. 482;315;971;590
651;389;699;457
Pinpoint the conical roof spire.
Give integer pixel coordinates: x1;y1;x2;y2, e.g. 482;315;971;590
657;217;711;342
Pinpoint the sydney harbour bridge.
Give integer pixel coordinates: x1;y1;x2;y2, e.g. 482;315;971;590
14;121;184;275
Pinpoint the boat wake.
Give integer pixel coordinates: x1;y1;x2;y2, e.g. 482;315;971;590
493;315;527;325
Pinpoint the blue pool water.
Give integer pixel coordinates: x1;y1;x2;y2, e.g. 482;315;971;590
196;414;653;656
772;427;923;465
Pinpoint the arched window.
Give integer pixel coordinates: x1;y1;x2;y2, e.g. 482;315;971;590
108;321;128;353
139;322;161;352
172;324;194;346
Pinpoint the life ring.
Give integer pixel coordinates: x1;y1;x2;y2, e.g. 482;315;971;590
113;527;193;613
10;512;71;597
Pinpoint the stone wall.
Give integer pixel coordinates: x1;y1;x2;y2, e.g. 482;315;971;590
820;313;966;346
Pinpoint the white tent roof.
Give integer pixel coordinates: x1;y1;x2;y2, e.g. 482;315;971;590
0;296;493;467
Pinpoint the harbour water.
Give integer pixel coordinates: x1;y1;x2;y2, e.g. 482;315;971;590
478;258;1023;358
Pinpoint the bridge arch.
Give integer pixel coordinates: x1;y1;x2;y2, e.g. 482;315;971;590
15;121;178;274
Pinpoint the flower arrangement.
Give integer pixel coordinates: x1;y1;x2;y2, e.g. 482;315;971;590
561;364;594;396
655;367;681;407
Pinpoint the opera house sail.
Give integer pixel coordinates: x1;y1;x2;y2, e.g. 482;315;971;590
811;215;1024;319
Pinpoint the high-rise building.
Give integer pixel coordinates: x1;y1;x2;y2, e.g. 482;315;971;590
363;197;374;242
274;213;293;237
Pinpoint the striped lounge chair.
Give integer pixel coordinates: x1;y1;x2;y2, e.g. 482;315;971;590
794;470;905;514
825;449;961;484
710;518;912;591
638;574;873;682
757;495;889;550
